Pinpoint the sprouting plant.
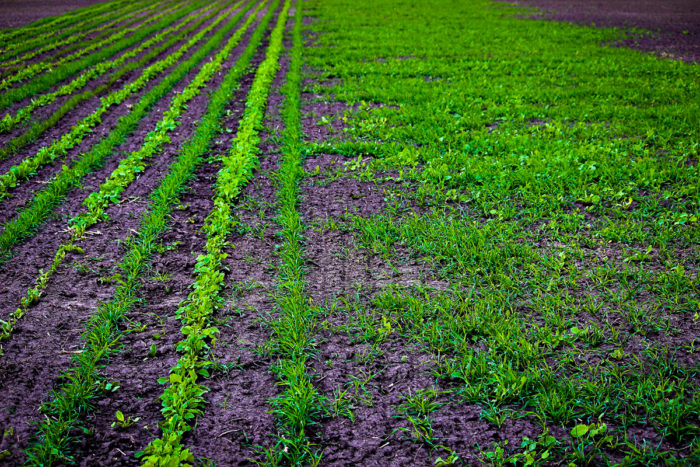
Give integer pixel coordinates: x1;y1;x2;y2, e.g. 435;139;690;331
150;271;173;282
568;422;615;465
324;386;355;421
479;440;517;465
433;446;460;465
400;388;444;417
513;431;560;466
111;411;140;429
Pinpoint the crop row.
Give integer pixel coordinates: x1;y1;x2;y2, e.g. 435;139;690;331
0;0;235;204
0;0;134;56
0;0;241;265
0;0;134;52
140;3;290;462
0;0;211;112
264;4;322;465
21;2;271;463
0;0;261;351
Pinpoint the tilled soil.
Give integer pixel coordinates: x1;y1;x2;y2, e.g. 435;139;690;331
504;0;700;61
0;2;171;72
0;1;229;161
74;59;268;464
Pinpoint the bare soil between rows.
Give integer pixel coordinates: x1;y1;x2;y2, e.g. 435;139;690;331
0;1;228;165
0;1;250;224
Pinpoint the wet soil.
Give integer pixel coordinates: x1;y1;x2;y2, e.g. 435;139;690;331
502;0;700;61
2;0;695;465
74;12;281;464
293;61;526;463
0;2;179;76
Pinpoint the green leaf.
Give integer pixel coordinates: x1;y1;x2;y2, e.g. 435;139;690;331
571;424;589;438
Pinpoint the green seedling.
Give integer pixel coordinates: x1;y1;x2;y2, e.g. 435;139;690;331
111;411;140;429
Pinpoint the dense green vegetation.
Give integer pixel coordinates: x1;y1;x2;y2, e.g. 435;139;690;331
303;0;699;463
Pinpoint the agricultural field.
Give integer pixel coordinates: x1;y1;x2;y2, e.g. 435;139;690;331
0;0;697;464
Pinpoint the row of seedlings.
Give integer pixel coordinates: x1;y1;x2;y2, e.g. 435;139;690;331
24;4;279;464
0;0;138;59
0;0;213;112
0;0;265;352
265;5;322;464
0;0;133;47
139;1;291;464
0;0;221;145
0;0;246;263
0;0;162;73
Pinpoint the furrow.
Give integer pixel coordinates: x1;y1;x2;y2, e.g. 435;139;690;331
0;0;154;66
0;0;134;47
0;0;184;91
0;0;209;111
0;0;219;148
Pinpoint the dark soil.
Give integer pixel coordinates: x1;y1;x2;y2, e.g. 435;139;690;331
503;0;700;61
298;164;547;463
75;55;270;464
0;2;248;314
0;0;695;464
0;0;109;29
